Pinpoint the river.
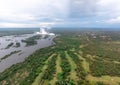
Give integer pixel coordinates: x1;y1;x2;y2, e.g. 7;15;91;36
0;33;55;72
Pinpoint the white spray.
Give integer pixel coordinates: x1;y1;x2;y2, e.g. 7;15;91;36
36;22;55;35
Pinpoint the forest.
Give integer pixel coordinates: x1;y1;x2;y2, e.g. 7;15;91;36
0;30;120;85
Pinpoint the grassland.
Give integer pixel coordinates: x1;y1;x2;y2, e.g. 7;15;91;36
0;30;120;85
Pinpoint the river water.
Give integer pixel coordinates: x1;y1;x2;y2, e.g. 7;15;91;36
0;33;55;72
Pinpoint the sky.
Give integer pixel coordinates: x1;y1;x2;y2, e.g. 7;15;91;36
0;0;120;28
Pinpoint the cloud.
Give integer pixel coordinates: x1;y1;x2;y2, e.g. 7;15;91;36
69;0;98;18
69;0;120;18
0;0;68;22
104;17;120;24
0;22;57;28
0;0;120;28
0;23;37;28
97;0;120;17
39;22;56;29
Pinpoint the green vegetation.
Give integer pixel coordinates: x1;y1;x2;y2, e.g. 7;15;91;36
0;50;21;61
0;29;38;36
65;51;77;84
21;35;41;46
32;54;55;85
49;55;62;85
5;42;14;49
0;30;120;85
67;51;88;84
15;42;20;47
56;52;71;84
40;54;57;84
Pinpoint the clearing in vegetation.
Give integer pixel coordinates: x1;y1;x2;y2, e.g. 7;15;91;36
86;74;120;85
75;52;90;73
49;54;62;85
65;51;78;83
32;54;56;85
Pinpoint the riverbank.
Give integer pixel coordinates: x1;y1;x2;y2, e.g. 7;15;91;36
0;33;56;72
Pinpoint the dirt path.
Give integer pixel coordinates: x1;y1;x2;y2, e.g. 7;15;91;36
49;54;62;85
87;74;120;85
32;54;56;85
65;51;78;84
75;53;90;73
